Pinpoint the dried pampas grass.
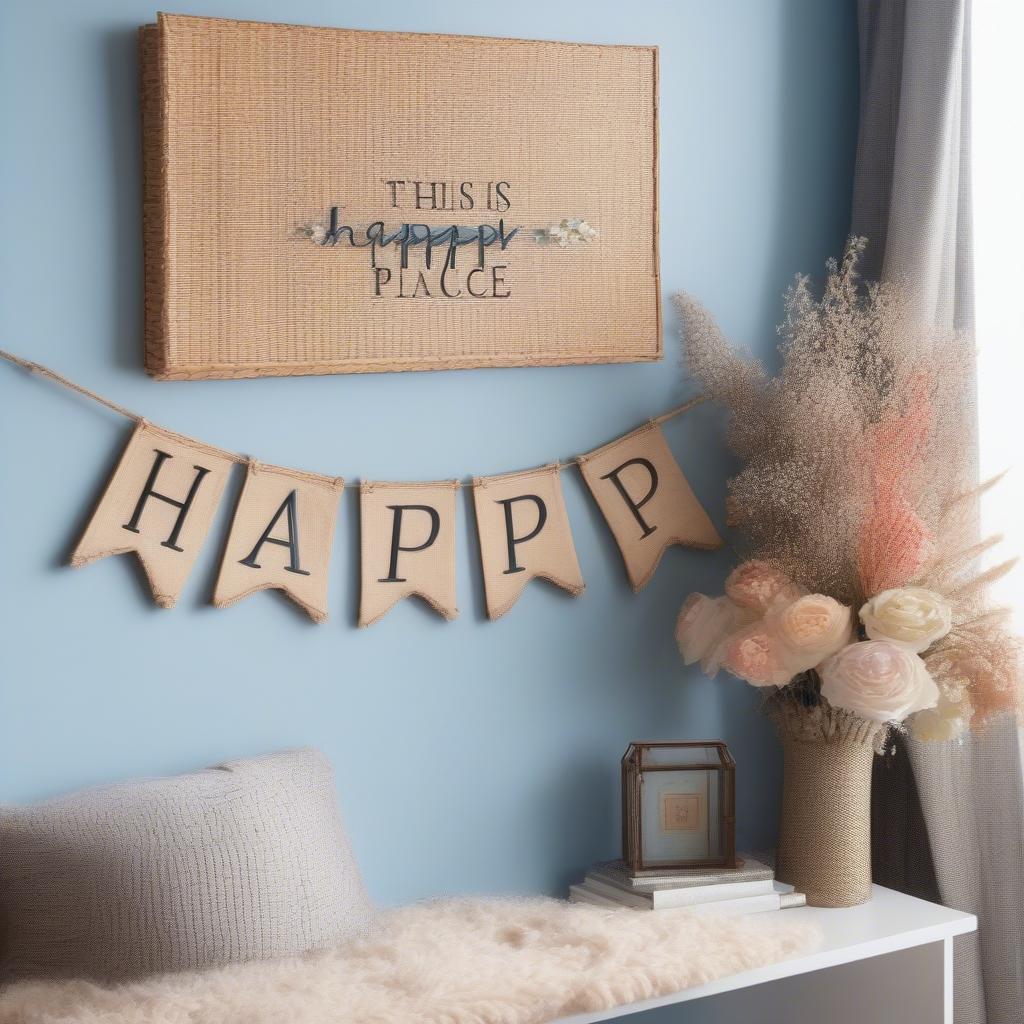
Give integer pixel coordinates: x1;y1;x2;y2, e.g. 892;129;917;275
676;238;1022;737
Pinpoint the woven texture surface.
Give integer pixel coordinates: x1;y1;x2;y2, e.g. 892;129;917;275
0;749;373;984
776;735;875;908
359;481;459;626
472;465;584;619
70;422;234;608
213;462;343;623
577;423;722;591
140;14;660;379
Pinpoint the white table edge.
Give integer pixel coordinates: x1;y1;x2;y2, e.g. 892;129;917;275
551;885;977;1024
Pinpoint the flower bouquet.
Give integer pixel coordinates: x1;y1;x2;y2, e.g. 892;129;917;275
674;239;1021;906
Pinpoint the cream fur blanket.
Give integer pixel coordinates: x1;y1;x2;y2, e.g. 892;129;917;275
0;898;819;1024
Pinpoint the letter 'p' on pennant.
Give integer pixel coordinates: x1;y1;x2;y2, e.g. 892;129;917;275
213;462;343;623
578;423;722;591
472;464;584;620
70;422;234;608
359;481;459;627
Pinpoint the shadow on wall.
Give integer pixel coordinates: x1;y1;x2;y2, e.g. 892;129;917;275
102;26;144;371
756;0;861;367
652;0;861;859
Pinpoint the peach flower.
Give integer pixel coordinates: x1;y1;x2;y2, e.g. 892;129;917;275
676;594;754;669
819;640;940;723
725;560;804;613
769;593;853;673
717;622;796;688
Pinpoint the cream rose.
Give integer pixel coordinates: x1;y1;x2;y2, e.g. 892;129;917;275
819;640;940;723
769;593;853;673
910;691;971;742
676;594;754;668
859;587;953;653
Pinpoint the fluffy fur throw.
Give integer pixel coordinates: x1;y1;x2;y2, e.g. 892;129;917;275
0;898;819;1024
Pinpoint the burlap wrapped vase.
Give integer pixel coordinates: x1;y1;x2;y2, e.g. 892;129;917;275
769;695;887;908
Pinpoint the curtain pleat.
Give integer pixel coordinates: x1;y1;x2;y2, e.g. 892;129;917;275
851;2;1024;1021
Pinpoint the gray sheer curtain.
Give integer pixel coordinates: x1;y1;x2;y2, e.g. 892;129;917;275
851;2;1024;1022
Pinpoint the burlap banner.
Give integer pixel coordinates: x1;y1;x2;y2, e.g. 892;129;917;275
213;462;344;623
2;350;722;624
360;481;459;627
472;464;584;620
70;422;234;608
578;423;722;591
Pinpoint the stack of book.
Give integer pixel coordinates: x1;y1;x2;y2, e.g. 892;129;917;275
569;856;806;914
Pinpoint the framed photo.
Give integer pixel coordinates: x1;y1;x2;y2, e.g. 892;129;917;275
643;767;714;863
622;741;736;873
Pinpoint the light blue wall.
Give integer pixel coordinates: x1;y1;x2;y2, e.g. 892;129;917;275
0;0;858;908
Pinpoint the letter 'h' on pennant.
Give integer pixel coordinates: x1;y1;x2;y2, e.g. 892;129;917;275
71;422;234;607
578;423;722;591
212;462;343;623
359;481;459;626
472;464;584;620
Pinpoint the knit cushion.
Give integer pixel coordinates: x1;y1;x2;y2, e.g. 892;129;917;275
0;748;373;983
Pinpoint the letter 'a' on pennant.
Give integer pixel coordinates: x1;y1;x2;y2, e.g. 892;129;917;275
359;481;459;627
70;422;234;608
472;464;584;620
577;423;722;591
212;462;343;623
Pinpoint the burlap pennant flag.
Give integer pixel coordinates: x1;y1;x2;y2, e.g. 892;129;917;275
577;423;722;591
213;462;343;623
359;481;459;627
71;421;234;608
472;464;584;620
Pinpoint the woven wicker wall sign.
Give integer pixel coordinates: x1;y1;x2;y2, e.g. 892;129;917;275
139;14;660;379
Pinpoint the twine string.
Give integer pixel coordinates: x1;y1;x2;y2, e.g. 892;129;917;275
0;348;706;486
1;349;145;423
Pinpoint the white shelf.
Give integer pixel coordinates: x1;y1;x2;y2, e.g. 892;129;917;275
551;884;976;1024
